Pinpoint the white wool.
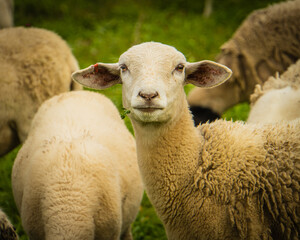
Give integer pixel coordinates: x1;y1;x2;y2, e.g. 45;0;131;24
12;91;143;240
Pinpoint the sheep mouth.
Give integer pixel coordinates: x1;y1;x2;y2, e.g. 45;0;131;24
133;107;164;113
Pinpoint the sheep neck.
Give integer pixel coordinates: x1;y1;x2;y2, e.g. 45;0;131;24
131;102;201;224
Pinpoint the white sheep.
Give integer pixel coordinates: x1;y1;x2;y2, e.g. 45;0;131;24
11;91;143;240
0;0;13;28
247;59;300;124
0;26;82;156
72;42;300;240
0;208;18;240
187;0;300;125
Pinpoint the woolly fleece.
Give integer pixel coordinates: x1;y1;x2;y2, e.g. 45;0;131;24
12;91;143;240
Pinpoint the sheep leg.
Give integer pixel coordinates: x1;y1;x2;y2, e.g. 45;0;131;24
120;227;133;240
0;122;19;156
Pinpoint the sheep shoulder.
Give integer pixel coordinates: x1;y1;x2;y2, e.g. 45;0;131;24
194;120;266;202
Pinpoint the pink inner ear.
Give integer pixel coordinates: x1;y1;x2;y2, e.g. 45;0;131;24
188;64;215;83
82;65;119;88
187;63;226;87
72;63;121;90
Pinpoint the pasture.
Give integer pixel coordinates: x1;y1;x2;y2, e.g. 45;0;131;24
0;0;282;239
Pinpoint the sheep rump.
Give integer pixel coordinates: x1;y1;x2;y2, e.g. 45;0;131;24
12;91;143;240
0;26;81;156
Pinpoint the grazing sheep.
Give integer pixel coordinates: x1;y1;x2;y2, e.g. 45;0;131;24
72;42;300;240
0;0;13;28
0;27;81;156
188;0;300;125
0;208;18;240
12;91;143;240
248;59;300;124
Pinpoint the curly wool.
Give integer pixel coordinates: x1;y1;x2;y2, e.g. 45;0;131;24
194;119;300;239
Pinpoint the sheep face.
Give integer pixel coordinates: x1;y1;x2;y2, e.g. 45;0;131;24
119;42;187;123
72;42;232;124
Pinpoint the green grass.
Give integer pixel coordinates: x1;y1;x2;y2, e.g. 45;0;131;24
1;0;282;239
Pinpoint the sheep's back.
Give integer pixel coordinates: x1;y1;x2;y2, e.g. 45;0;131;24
248;59;300;124
250;59;300;105
23;91;137;176
0;27;79;101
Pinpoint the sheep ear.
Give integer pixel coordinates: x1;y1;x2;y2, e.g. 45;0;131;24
71;63;121;90
185;60;232;88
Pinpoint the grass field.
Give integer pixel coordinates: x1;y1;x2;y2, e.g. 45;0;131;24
1;0;282;239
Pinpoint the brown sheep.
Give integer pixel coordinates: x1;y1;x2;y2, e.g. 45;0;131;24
188;0;300;125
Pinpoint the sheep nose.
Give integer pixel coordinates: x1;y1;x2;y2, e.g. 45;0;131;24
138;91;159;101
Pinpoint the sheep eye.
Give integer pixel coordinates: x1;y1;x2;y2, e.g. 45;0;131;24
175;64;184;72
120;64;128;72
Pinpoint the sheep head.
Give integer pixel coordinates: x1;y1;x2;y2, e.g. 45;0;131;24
72;42;232;124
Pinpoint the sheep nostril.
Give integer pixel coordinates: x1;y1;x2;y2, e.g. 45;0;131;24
138;91;159;101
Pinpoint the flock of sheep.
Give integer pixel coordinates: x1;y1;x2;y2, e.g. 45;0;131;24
188;0;300;125
0;1;299;240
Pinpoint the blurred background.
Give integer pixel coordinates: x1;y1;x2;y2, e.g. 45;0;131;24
1;0;284;239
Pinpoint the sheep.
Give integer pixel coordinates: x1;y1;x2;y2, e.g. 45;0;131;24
247;59;300;124
0;0;13;28
72;42;300;240
0;26;82;156
0;208;18;240
187;0;300;125
11;90;143;240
